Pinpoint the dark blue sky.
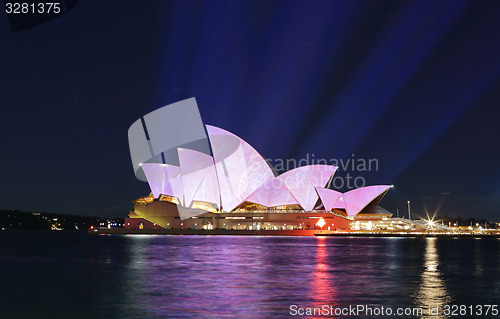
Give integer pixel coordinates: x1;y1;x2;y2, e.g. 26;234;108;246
1;0;499;220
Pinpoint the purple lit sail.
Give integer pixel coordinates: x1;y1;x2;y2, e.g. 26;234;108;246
316;185;392;216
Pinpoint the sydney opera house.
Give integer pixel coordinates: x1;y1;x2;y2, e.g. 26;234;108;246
125;98;393;232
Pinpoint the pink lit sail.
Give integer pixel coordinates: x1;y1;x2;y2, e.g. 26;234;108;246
245;179;273;207
341;185;392;216
277;165;337;211
168;175;185;205
316;185;391;216
268;178;300;207
141;163;166;199
141;163;184;202
245;177;300;207
162;165;182;197
206;125;275;211
334;196;347;210
315;187;342;211
178;148;220;208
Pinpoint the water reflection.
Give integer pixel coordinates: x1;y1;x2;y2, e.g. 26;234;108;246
473;239;484;276
121;236;319;318
417;238;450;319
4;232;500;319
76;235;500;319
309;237;337;317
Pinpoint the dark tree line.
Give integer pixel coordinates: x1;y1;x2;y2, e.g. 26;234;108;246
0;209;124;230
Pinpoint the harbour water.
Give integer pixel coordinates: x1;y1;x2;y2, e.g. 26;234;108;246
0;232;499;318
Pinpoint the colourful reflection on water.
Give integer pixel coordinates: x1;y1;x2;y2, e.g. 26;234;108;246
416;238;450;319
120;236;323;318
3;232;498;319
312;237;336;299
308;236;338;318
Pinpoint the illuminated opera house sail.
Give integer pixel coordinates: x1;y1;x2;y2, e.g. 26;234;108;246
126;98;393;231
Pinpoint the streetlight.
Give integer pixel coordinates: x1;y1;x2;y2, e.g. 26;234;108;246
407;201;411;220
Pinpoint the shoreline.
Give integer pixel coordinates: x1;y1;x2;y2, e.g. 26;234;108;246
88;228;500;238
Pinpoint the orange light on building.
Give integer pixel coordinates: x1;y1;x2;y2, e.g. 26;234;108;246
317;218;326;228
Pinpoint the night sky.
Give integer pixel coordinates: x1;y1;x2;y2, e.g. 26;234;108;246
1;0;499;220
